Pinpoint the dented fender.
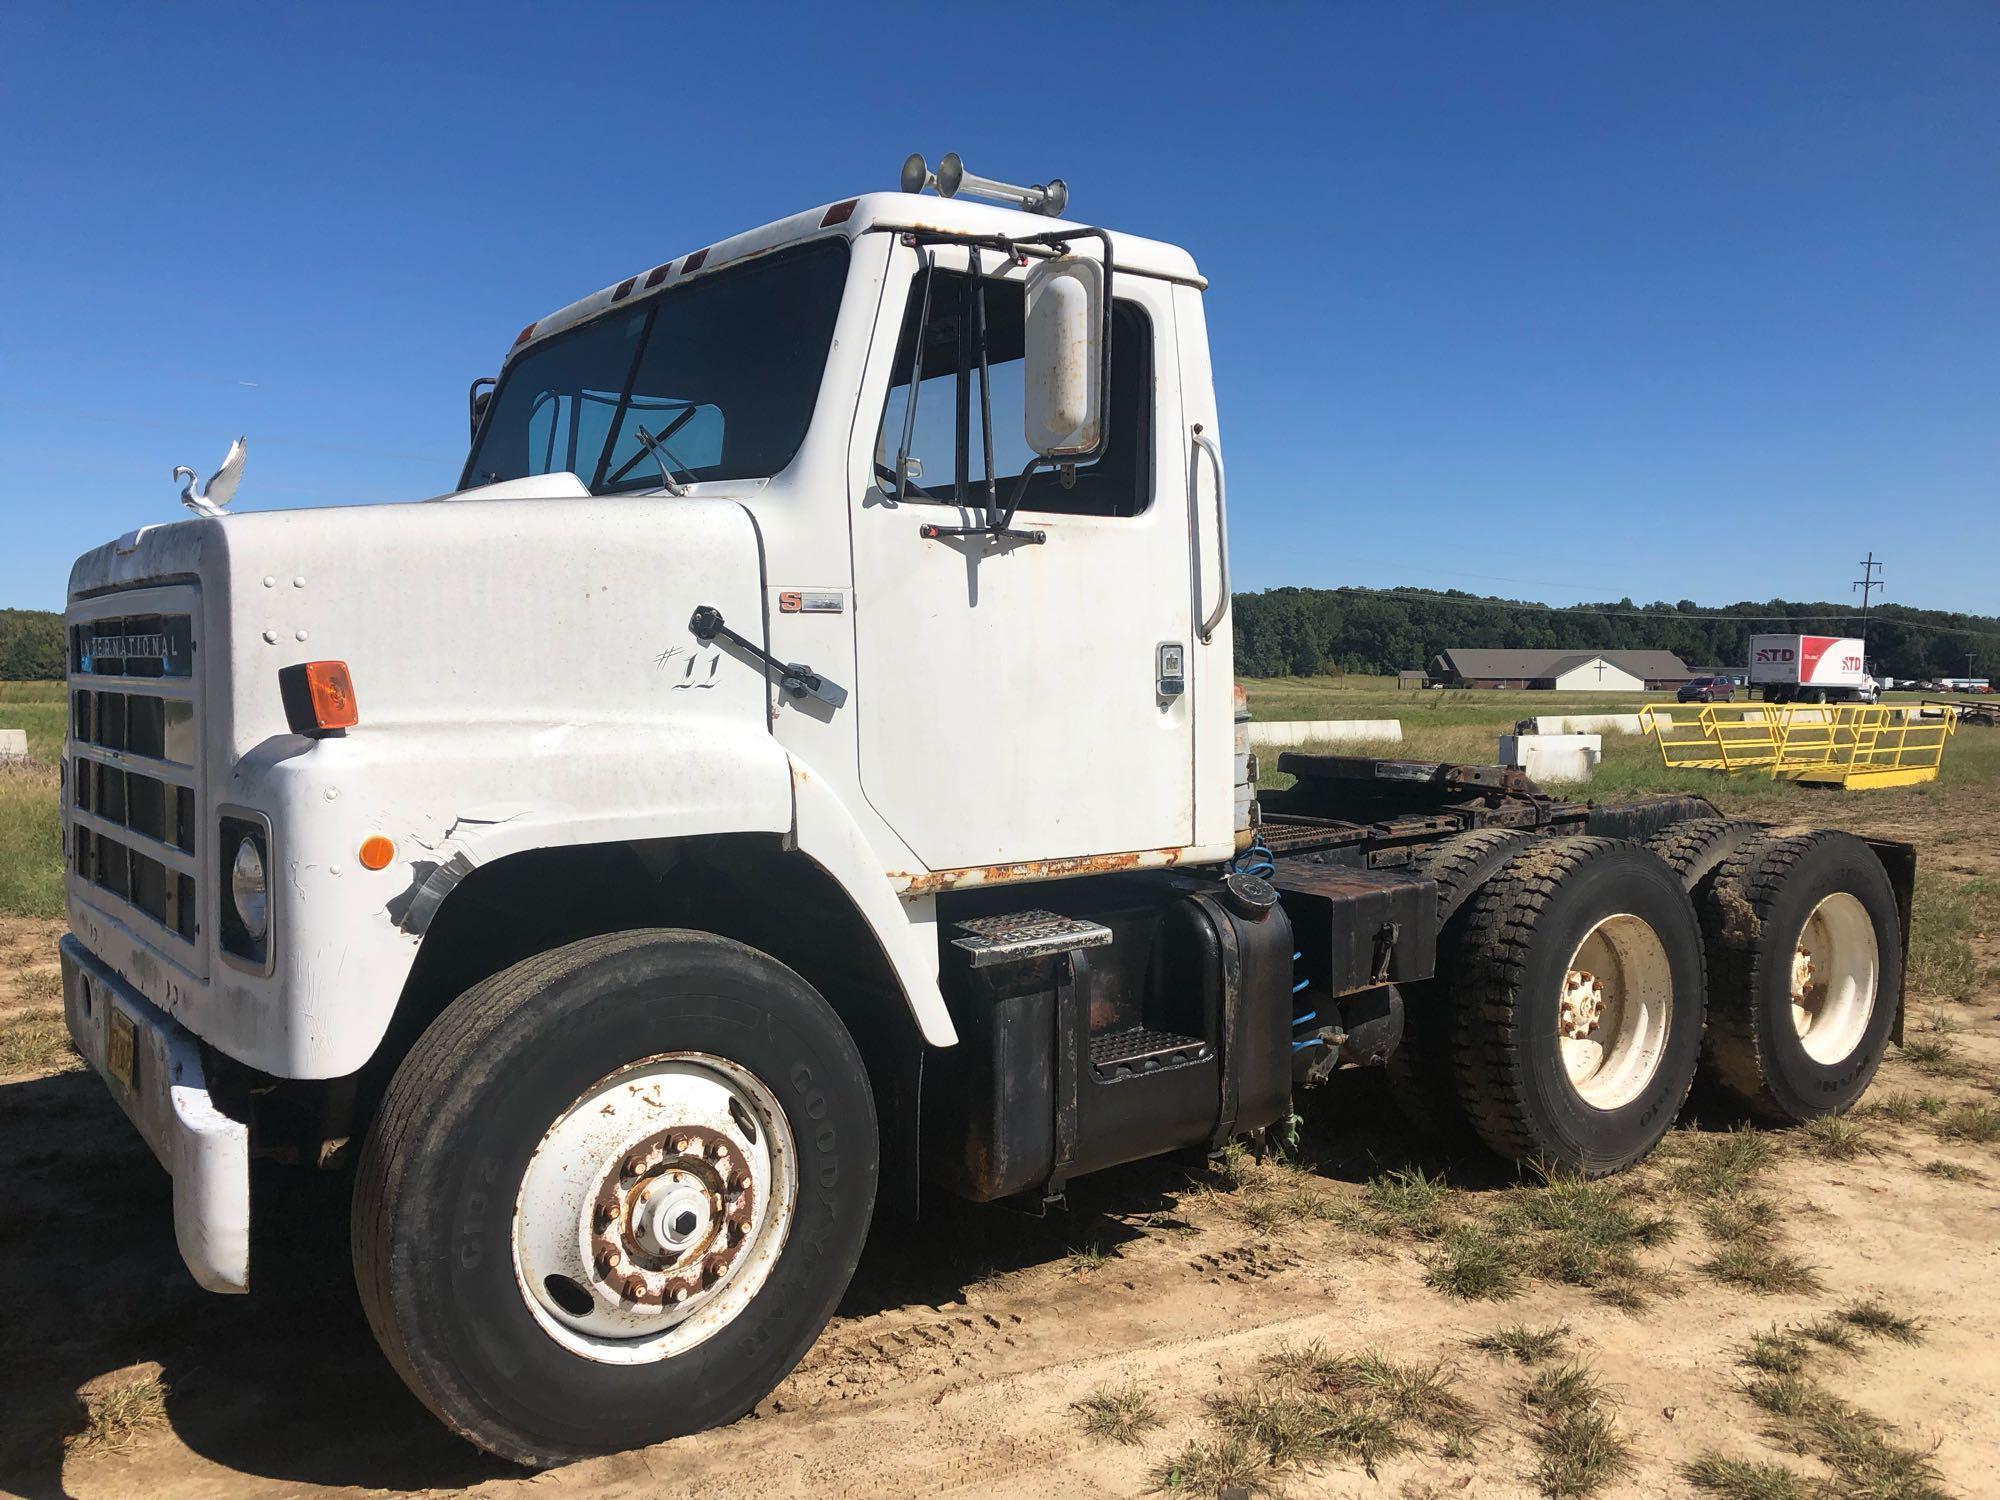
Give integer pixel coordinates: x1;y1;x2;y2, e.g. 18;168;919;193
180;719;796;1078
166;722;955;1078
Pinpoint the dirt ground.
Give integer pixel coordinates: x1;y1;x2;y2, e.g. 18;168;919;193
3;793;1997;1500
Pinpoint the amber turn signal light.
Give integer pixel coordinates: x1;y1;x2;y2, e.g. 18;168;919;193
278;660;359;736
358;835;395;870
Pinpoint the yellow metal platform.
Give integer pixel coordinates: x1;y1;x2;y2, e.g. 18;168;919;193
1639;703;1959;789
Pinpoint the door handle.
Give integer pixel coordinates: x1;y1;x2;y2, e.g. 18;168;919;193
1188;425;1230;644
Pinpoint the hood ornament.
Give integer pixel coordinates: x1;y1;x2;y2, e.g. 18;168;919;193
175;436;247;518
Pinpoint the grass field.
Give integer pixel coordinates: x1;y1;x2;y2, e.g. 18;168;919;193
1243;673;2000;821
1241;673;1677;727
0;682;62;920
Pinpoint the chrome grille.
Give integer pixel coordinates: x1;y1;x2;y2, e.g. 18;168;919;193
65;600;202;950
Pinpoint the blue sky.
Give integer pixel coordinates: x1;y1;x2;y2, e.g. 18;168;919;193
3;2;1994;615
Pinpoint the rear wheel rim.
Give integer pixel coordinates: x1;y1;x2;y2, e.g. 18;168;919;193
511;1052;797;1365
1558;913;1673;1110
1791;892;1878;1064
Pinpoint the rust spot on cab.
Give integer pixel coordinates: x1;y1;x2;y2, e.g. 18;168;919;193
893;846;1185;896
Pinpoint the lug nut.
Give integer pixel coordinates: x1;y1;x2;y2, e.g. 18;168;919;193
623;1273;648;1300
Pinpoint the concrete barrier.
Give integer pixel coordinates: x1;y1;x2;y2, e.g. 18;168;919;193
0;729;26;762
1247;719;1403;749
1499;732;1601;783
1521;714;1644;737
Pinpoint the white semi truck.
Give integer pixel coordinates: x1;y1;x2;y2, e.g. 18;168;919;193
60;158;1916;1465
1749;633;1879;704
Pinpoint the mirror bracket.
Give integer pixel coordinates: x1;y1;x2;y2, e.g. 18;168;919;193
467;376;496;443
886;224;1116;541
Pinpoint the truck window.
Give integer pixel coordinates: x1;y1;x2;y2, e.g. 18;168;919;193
464;239;847;493
878;267;1152;518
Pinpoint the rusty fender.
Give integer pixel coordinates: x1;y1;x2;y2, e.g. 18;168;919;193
891;846;1189;897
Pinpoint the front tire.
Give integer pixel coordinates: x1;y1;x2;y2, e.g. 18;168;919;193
1448;838;1705;1175
352;930;877;1466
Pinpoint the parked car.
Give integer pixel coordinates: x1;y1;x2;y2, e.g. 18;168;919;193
1678;675;1737;702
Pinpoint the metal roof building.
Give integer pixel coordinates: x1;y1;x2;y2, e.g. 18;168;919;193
1430;648;1695;691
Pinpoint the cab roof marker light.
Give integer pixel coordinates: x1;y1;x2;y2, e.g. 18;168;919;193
681;248;708;273
513;322;537;346
643;263;672;289
820;199;858;227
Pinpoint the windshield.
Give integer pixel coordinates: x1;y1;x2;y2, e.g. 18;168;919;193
462;238;849;493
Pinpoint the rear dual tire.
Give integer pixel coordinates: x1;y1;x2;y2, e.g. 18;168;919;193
1383;829;1534;1147
1644;817;1762;893
1387;835;1708;1173
1695;831;1899;1123
1446;838;1706;1175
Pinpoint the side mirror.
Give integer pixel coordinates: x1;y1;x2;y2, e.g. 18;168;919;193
1022;256;1103;457
468;377;496;441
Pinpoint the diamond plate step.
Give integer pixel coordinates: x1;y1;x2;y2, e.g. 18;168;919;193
949;910;1114;969
1089;1027;1213;1079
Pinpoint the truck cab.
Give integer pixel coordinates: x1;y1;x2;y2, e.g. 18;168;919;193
59;160;1915;1467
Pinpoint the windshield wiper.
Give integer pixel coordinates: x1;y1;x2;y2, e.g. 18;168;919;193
630;422;697;496
602;402;703;492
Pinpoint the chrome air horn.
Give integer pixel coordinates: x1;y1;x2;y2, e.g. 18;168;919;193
900;153;1069;217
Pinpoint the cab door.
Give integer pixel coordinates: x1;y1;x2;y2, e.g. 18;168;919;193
845;247;1195;875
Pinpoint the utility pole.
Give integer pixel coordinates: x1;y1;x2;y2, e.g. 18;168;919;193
1852;552;1882;664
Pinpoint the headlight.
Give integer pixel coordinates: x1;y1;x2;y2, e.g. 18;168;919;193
231;836;269;941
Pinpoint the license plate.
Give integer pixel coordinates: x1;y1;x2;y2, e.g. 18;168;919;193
107;1008;137;1090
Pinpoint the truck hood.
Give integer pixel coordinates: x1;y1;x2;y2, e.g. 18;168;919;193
431;473;772;505
430;472;593;503
68;495;773;759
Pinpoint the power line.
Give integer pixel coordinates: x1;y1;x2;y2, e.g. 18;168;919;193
1853;552;1883;651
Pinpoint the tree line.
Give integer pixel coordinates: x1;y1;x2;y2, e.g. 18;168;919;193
1232;587;1996;682
0;609;64;680
3;591;1992;683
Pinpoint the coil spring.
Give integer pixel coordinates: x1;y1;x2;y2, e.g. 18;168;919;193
1291;949;1322;1051
1235;845;1316;1051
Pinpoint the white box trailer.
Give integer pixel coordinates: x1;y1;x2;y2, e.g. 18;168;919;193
1748;634;1878;704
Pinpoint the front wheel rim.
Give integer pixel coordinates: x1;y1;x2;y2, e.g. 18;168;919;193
512;1052;797;1365
1557;913;1674;1110
1791;892;1879;1064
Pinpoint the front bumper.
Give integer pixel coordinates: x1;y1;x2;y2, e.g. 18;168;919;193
60;935;250;1293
